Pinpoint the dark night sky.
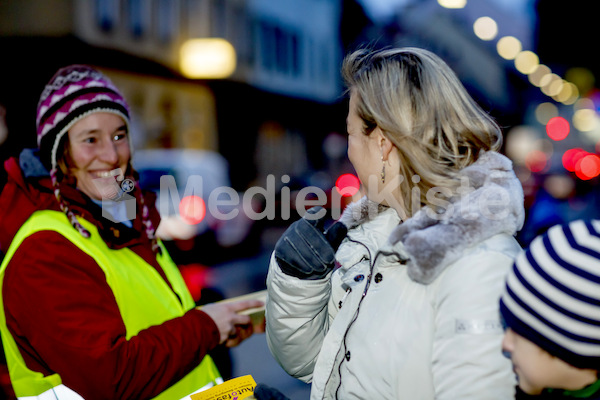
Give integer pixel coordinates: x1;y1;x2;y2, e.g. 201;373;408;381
535;0;600;85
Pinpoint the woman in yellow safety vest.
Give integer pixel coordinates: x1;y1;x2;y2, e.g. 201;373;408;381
0;65;263;399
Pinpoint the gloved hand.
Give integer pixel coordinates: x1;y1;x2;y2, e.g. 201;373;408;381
274;206;347;280
253;383;291;400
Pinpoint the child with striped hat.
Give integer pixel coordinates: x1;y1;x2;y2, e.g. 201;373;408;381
500;219;600;399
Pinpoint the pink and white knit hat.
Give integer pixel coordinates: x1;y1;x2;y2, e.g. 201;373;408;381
36;64;130;172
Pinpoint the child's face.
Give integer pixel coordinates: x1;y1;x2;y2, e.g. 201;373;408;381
502;328;597;394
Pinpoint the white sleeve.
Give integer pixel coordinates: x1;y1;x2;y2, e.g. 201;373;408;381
431;250;517;400
265;252;332;382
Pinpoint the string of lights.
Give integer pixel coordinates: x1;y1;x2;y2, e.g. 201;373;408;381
437;0;600;180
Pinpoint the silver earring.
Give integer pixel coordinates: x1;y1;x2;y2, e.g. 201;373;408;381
381;156;386;184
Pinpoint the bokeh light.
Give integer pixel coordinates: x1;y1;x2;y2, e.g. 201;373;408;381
546;116;570;141
179;264;208;302
514;51;539;74
562;148;587;172
180;38;237;79
496;36;522;60
555;82;578;104
335;173;360;197
473;17;497;41
573;109;599;132
525;150;548;173
528;64;551;87
437;0;467;8
179;195;206;224
535;102;558;125
565;67;595;96
576;154;600;180
540;74;562;96
574;97;596;111
546;78;565;97
505;125;539;165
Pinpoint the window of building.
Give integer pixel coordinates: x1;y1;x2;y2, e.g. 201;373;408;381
156;0;179;43
258;19;303;78
95;0;118;32
126;0;147;38
260;20;275;71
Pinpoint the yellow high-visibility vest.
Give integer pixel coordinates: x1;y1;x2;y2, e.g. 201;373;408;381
0;210;221;399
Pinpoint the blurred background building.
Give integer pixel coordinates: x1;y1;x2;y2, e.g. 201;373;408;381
1;0;600;398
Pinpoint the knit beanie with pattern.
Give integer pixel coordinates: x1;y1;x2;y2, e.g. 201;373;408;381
500;219;600;369
36;64;130;172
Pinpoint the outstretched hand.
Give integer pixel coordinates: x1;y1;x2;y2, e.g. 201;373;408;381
199;299;265;347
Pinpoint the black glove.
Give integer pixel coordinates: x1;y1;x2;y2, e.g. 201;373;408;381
253;383;291;400
274;206;347;280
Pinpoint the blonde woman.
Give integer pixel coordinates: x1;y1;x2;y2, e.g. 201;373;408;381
263;47;525;400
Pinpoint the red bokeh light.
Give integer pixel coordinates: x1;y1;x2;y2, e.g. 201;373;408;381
546;116;570;141
525;150;548;173
562;148;587;172
179;264;208;302
179;195;206;224
575;154;600;180
335;173;360;197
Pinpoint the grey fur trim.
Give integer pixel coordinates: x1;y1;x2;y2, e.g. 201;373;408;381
340;151;525;285
390;151;524;284
338;196;390;229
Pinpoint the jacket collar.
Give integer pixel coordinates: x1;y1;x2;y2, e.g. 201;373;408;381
339;151;524;284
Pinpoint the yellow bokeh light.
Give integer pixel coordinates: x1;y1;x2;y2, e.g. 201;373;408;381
497;36;522;60
528;64;551;87
565;67;595;96
553;81;574;103
438;0;467;8
180;38;237;79
514;51;539;74
547;78;565;97
561;83;579;105
540;73;561;96
573;109;599;132
535;102;558;125
538;71;554;88
473;16;498;41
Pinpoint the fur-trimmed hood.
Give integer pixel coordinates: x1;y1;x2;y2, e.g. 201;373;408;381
338;151;525;284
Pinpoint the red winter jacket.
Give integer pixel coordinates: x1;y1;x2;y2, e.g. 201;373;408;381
0;152;220;399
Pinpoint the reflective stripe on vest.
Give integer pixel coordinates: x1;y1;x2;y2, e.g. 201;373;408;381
17;384;84;400
0;210;221;399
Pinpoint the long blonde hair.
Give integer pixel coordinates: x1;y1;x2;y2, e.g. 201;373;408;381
342;47;502;217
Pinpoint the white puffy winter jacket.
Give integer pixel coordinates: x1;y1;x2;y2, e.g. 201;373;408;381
266;151;525;400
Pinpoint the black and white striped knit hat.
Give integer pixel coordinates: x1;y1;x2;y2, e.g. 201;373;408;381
500;219;600;369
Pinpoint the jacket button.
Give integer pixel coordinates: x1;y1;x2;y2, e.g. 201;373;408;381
354;274;364;282
345;351;351;361
374;273;383;283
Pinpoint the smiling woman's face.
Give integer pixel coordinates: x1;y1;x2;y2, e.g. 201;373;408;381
67;112;130;201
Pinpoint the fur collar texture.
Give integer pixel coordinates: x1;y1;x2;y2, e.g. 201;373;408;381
338;151;525;284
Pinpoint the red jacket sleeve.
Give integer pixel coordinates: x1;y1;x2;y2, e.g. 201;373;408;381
2;230;220;399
